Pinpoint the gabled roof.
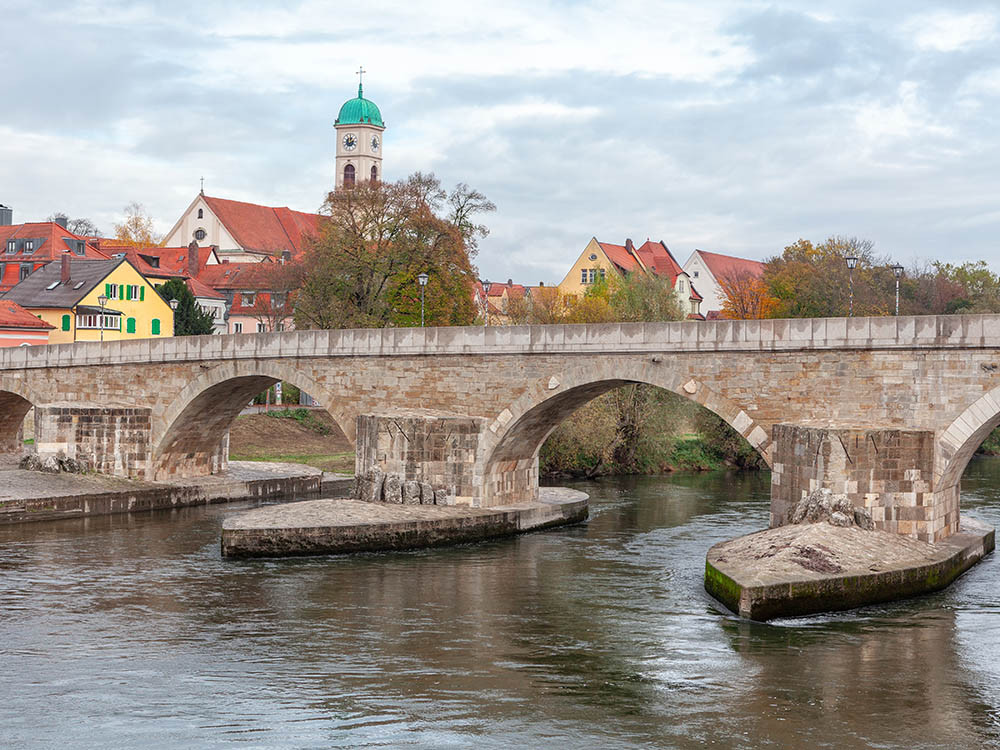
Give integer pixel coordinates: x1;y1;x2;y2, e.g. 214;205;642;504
202;196;321;257
92;242;218;276
186;276;225;300
0;300;55;330
198;262;287;291
0;223;109;286
694;249;766;281
2;257;129;309
598;238;685;282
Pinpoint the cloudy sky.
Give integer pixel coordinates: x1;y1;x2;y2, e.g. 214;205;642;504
3;1;1000;283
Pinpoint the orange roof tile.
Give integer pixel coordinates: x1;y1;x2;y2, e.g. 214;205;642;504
203;196;321;257
695;250;766;281
0;300;55;330
198;262;288;291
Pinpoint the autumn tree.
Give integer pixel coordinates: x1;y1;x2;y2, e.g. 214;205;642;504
113;202;162;248
718;269;779;319
294;174;482;329
157;278;215;336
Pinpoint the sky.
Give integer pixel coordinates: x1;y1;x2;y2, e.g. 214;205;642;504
3;0;1000;284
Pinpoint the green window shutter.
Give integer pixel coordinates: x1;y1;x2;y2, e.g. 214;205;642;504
152;319;160;336
119;284;125;300
125;286;131;301
105;283;111;297
140;286;145;301
126;317;136;334
61;314;70;332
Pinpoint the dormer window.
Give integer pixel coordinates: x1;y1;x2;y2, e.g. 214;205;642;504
5;240;15;253
74;241;85;256
242;293;255;307
23;240;34;254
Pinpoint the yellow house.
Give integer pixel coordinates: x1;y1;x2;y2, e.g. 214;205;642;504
3;255;174;343
557;236;704;317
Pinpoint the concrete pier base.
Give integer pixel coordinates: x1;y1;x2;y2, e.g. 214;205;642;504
706;517;994;621
220;487;588;558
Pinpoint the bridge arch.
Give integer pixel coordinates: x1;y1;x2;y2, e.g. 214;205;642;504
0;378;43;456
936;386;1000;491
480;359;772;505
150;360;353;480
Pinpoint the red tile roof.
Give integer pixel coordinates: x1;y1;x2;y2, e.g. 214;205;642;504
0;223;110;291
186;276;225;300
598;238;686;284
198;262;287;291
202;196;321;257
94;243;216;277
0;300;55;330
695;250;766;282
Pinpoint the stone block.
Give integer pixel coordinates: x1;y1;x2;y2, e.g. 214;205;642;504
419;482;435;504
383;474;402;504
402;480;421;505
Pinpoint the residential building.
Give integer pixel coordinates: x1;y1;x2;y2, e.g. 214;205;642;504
557;237;704;318
0;300;54;346
3;256;174;343
161;194;320;264
0;213;110;292
474;280;527;324
198;262;295;334
682;250;767;318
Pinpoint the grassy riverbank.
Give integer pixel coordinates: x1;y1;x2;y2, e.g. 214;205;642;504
229;408;355;474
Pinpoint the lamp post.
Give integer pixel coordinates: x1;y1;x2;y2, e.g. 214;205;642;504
845;256;858;316
891;264;904;316
482;279;492;326
170;298;179;336
417;272;429;327
97;294;108;342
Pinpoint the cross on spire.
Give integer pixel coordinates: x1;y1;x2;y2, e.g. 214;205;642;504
199;176;204;195
357;65;366;96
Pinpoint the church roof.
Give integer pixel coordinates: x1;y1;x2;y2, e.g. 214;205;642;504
201;196;320;257
336;83;384;127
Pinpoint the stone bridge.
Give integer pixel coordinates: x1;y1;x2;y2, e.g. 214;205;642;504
3;314;1000;543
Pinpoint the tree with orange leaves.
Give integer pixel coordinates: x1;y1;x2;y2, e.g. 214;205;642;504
718;269;779;319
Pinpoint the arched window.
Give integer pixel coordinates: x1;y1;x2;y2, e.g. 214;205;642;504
197;208;204;219
371;165;378;182
344;164;356;188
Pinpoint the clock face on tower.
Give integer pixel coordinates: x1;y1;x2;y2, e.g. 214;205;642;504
342;133;358;151
371;135;380;152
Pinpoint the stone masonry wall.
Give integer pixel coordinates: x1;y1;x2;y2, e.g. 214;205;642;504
771;424;951;542
355;413;488;506
34;404;153;479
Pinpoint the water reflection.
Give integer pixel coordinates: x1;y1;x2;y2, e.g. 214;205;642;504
0;467;998;748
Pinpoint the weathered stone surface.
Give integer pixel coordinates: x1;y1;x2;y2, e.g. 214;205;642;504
790;488;873;530
402;480;421;505
383;474;402;504
434;488;453;506
419;482;435;504
220;487;589;558
706;517;995;621
356;467;384;503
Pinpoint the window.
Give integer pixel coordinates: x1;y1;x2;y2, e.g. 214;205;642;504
194;228;206;241
105;283;119;300
371;165;378;182
6;240;15;253
343;163;356;188
126;317;136;334
600;268;606;281
151;318;161;336
104;315;121;330
45;281;60;291
19;264;31;281
77;314;121;330
588;268;596;283
580;269;587;284
233;322;243;333
242;293;255;307
692;270;699;278
690;300;698;315
23;240;34;254
126;284;141;301
74;241;85;256
678;279;685;293
197;208;204;219
256;322;266;333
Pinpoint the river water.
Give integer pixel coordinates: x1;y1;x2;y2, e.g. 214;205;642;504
3;461;1000;749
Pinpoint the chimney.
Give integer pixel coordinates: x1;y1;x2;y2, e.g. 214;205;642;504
625;238;634;253
188;240;199;277
539;281;544;287
61;254;71;283
281;250;292;264
0;204;11;226
54;216;68;229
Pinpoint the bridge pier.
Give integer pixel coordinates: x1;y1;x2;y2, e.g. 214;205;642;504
33;404;153;479
771;424;957;543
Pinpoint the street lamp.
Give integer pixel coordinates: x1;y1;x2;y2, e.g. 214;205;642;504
891;264;904;316
845;256;858;317
482;279;492;326
97;294;108;342
417;272;429;327
169;298;179;311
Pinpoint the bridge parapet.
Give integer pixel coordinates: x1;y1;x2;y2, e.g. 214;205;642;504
3;314;1000;371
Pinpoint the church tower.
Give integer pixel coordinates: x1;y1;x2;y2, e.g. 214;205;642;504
334;69;385;190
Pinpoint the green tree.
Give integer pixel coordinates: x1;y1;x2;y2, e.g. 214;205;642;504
157;278;215;336
295;173;480;329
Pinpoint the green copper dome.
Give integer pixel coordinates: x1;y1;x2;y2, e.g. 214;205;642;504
336;83;384;127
